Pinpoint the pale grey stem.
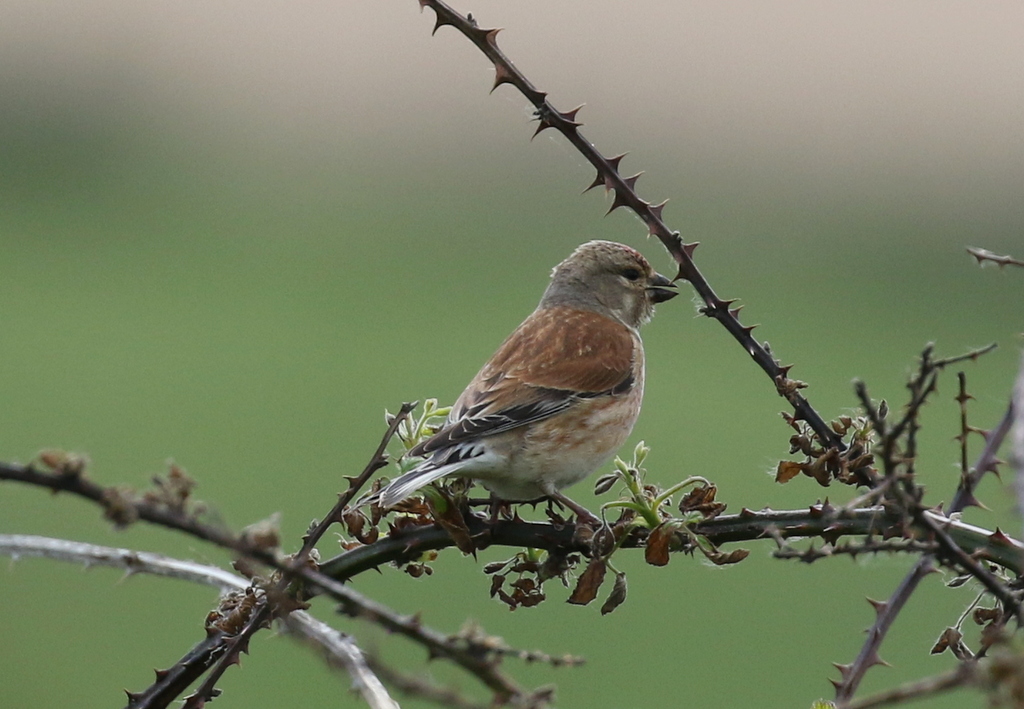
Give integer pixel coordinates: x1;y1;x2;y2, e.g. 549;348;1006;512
0;534;243;590
0;534;398;709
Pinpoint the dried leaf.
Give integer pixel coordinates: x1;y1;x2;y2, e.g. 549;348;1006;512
567;558;607;605
704;547;750;566
678;484;726;519
776;460;805;484
644;523;674;566
973;607;1002;625
600;572;628;615
426;493;475;555
931;627;963;656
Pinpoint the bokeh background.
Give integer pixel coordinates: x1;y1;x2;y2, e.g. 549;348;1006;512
2;1;1022;707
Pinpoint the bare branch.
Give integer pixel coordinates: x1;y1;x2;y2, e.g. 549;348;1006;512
0;534;241;591
319;506;1024;581
181;402;416;708
833;398;1018;702
838;662;975;709
283;613;399;709
0;535;397;709
967;246;1024;269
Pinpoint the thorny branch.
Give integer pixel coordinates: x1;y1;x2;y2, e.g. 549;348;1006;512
0;406;556;708
0;535;397;709
841;663;977;709
8;448;1024;707
967;246;1024;269
176;402;415;709
416;0;844;455
833;371;1017;704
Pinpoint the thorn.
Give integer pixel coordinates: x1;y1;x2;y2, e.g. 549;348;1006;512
605;189;631;216
463;24;486;41
867;651;891;668
583;171;606;193
622;172;644;190
491;63;515;92
867;597;888;616
558;104;584;126
989;528;1013;545
431;14;454;35
531;118;555;139
832;662;852;679
681;242;699;259
648;199;668;223
829;678;843;691
154;668;170;681
484;28;503;47
741;325;758;336
607;153;627;173
675;265;689;283
961;493;989;511
524;88;548;104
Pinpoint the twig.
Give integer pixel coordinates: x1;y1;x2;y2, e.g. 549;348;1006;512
0;457;563;704
0;535;396;709
319;506;1024;581
917;513;1021;623
310;568;536;704
0;460;266;558
953;401;1014;513
181;402;416;708
416;0;844;454
772;538;938;563
284;614;399;709
366;655;490;709
299;401;417;560
967;246;1024;269
831;557;935;701
7;454;1022;705
833;401;1017;702
839;662;975;709
0;534;241;590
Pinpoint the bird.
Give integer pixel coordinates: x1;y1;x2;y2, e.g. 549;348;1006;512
370;240;677;522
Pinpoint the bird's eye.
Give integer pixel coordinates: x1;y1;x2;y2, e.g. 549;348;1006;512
621;268;642;281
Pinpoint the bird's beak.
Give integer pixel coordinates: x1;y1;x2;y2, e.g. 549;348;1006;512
647;273;679;303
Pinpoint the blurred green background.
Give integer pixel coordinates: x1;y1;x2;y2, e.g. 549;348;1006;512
2;1;1022;707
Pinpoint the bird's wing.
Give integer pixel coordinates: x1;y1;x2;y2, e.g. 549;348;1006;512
410;306;637;456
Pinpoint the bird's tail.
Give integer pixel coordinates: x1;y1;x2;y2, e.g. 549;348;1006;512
357;458;473;510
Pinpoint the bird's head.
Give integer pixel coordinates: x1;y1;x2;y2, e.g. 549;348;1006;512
542;240;678;328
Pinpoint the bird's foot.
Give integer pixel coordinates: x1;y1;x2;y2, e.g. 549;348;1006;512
547;491;603;528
